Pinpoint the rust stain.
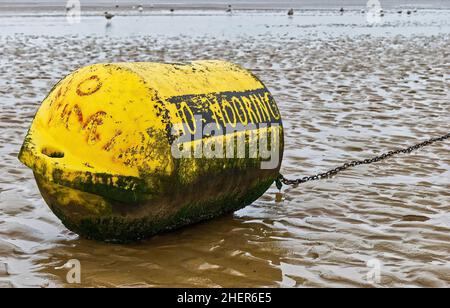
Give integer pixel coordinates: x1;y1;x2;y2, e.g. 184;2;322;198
60;104;69;119
83;111;107;144
76;75;102;96
103;130;123;151
82;111;107;129
73;104;84;124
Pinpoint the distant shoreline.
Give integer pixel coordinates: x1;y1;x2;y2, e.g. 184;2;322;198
1;0;450;13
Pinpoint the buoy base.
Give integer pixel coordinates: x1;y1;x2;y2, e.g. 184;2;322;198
35;173;273;243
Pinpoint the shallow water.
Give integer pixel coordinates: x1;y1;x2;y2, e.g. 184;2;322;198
0;10;449;287
0;9;449;38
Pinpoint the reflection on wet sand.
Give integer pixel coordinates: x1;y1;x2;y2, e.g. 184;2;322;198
0;10;449;287
41;217;284;287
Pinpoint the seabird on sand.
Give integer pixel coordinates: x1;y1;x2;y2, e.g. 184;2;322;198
104;12;114;20
287;9;294;16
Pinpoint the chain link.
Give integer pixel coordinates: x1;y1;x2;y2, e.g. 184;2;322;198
278;133;450;188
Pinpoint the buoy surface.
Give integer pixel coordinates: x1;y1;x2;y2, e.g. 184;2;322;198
19;60;284;242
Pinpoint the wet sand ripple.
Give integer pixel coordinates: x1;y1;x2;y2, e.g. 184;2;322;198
0;31;449;287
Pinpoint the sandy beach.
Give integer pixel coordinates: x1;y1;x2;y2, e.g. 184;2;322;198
0;2;449;288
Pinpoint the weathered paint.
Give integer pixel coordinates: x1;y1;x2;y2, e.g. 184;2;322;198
19;60;284;242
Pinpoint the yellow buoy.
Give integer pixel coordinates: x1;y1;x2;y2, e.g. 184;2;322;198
19;60;284;242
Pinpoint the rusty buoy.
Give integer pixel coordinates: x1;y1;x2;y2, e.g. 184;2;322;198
19;60;284;242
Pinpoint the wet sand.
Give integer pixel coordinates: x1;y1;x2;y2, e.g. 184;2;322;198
0;9;449;287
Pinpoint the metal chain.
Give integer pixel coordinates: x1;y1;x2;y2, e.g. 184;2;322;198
277;133;450;189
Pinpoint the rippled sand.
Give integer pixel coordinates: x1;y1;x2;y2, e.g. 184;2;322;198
1;13;450;287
